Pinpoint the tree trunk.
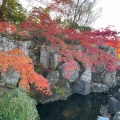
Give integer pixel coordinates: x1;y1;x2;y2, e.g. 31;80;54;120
0;0;7;21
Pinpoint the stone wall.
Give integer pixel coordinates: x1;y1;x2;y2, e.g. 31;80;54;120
0;35;119;104
0;34;31;56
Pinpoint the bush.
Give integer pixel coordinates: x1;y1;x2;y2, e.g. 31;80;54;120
0;88;39;120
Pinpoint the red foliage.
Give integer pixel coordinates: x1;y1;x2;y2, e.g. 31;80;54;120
21;9;119;72
64;60;80;79
0;5;120;94
0;21;16;33
0;48;52;95
106;40;120;55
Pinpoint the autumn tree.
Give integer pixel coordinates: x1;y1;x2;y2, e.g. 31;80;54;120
0;0;26;23
21;9;119;72
0;0;120;94
51;0;102;28
0;48;52;95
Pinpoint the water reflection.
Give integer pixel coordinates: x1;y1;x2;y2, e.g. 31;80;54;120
37;93;108;120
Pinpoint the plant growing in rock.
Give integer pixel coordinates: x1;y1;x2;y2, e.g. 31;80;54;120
55;86;66;97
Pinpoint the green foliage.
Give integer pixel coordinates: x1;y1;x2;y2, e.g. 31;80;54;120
79;26;91;31
55;80;68;97
34;64;44;74
0;0;26;23
0;88;39;120
55;86;65;97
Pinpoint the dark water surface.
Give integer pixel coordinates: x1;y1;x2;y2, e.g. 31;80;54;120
37;87;119;120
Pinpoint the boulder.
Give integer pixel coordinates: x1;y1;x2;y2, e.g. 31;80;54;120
40;50;50;68
114;89;120;101
113;111;120;120
103;71;116;88
99;46;117;88
108;97;120;114
49;52;59;70
46;71;60;85
92;71;116;88
92;71;105;83
18;41;31;56
39;81;72;104
99;45;116;56
40;46;59;69
100;105;109;116
1;70;20;86
80;68;91;82
72;79;91;95
0;37;16;51
59;61;80;83
45;46;59;53
0;36;31;56
91;83;108;93
116;76;120;86
92;45;117;88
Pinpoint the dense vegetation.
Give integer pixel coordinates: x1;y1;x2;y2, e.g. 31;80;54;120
0;0;120;95
0;88;39;120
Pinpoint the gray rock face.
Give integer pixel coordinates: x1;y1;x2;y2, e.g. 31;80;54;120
0;74;5;86
72;79;91;95
0;35;31;56
99;46;117;88
103;71;116;88
113;111;120;120
59;61;80;83
92;71;116;88
100;105;109;117
108;97;120;114
80;68;91;82
92;45;117;88
18;41;31;56
40;50;50;68
99;45;117;56
1;70;20;86
40;46;59;69
92;71;105;83
46;71;60;85
114;89;120;101
39;81;72;104
116;76;120;86
0;37;16;51
45;46;59;53
91;83;108;93
50;52;59;70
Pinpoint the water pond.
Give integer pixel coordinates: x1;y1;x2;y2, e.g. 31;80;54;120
37;87;119;120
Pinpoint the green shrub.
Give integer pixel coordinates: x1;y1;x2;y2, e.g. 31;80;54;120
0;88;39;120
